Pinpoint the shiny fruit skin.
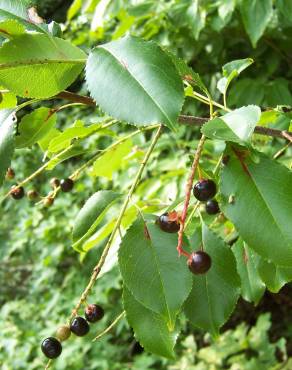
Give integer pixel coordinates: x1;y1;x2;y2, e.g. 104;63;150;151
187;251;212;274
193;179;216;201
70;316;90;336
156;213;180;233
10;186;25;200
85;304;104;323
205;199;220;215
60;178;74;192
41;337;62;359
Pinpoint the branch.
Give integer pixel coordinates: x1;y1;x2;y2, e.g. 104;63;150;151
69;125;163;321
54;92;292;141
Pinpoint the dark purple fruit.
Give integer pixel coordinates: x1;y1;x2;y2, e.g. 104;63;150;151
6;167;15;180
85;304;104;323
50;177;60;188
41;337;62;359
60;178;74;192
187;251;212;274
70;316;90;336
193;179;216;201
156;213;180;233
205;199;220;215
10;186;25;200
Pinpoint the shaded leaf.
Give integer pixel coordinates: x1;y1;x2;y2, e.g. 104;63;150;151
0;109;15;186
123;286;177;359
16;107;57;148
220;150;292;267
86;36;184;130
258;259;292;293
184;224;240;336
72;190;121;252
232;239;265;305
119;216;192;328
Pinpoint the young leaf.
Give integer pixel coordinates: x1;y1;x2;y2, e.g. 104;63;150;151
202;105;261;144
232;239;265;305
72;190;121;252
217;58;254;96
123;286;177;359
240;0;273;47
16;107;57;148
258;259;292;293
220;149;292;267
0;19;25;38
0;109;15;186
0;88;16;109
91;139;132;179
0;33;86;98
119;216;192;328
86;36;184;130
184;224;240;336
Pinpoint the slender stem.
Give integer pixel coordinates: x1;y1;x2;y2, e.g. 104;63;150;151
273;142;291;159
184;201;200;229
1;121;117;202
53;91;292;140
45;360;52;370
177;135;206;257
69;125;163;321
223;93;227;110
93;311;126;341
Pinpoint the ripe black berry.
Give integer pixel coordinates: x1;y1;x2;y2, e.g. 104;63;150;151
205;199;220;215
27;190;39;201
56;325;71;342
50;177;60;188
60;178;74;192
85;304;104;323
70;316;90;336
193;179;216;201
10;186;25;200
6;167;15;180
156;213;180;233
187;251;212;274
41;337;62;359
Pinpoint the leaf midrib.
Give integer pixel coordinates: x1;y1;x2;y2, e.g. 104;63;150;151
99;46;174;128
0;59;86;69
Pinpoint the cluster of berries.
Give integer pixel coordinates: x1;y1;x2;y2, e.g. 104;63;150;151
41;304;104;359
157;178;218;276
6;167;74;205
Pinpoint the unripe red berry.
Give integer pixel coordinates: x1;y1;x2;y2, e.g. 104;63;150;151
50;177;60;188
187;251;212;274
44;197;54;207
27;190;39;201
6;167;15;180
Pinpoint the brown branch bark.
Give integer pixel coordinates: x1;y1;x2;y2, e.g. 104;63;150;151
54;92;292;141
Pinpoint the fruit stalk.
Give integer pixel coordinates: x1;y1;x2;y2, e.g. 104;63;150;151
177;134;206;257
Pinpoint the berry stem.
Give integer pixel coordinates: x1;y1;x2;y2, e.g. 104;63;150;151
177;135;206;257
68;126;162;321
92;311;126;341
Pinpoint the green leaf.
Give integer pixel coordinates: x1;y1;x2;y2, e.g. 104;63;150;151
67;0;83;20
240;0;273;47
72;190;121;252
0;88;16;109
16;107;57;148
91;139;132;179
186;0;206;40
45;146;86;170
258;259;292;293
232;239;265;305
220;149;292;267
0;109;15;186
119;216;192;328
166;51;210;98
48;121;101;153
217;58;254;95
184;224;240;336
202;105;261;143
0;33;86;98
123;286;177;359
86;36;184;130
0;19;25;37
0;0;47;34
